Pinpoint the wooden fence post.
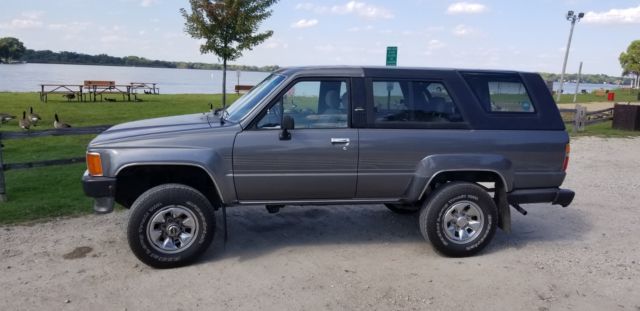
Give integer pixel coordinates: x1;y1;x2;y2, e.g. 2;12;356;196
574;104;587;132
0;139;6;202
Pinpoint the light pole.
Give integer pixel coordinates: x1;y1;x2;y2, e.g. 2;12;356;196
557;10;584;102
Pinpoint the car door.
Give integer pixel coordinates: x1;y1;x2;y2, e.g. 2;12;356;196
233;78;358;201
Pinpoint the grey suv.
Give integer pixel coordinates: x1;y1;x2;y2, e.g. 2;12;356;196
82;67;574;268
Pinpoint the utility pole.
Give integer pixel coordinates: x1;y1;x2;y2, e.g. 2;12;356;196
573;61;583;103
557;10;584;102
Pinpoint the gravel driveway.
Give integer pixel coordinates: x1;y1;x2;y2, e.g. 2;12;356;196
1;137;639;311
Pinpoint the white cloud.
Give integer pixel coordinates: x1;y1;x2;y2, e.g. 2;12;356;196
47;22;91;31
452;24;475;36
264;39;289;49
0;19;43;29
331;1;394;19
295;3;329;14
583;5;640;24
0;11;45;30
447;2;487;14
295;1;393;19
140;0;158;7
425;39;446;55
291;19;319;28
21;11;44;20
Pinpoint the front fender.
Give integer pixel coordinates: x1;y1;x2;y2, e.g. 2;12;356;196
96;147;234;204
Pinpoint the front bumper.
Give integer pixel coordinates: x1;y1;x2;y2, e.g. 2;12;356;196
82;171;116;214
507;188;575;207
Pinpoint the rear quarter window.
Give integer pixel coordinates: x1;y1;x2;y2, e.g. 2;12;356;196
462;73;535;113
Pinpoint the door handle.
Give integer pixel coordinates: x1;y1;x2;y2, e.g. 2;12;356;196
331;138;350;144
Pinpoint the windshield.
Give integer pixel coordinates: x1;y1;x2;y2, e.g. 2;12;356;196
225;74;286;123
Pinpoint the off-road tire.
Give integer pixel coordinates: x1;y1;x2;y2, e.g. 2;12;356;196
127;184;215;268
419;182;497;257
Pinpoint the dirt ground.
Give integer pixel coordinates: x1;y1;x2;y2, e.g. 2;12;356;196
1;137;640;311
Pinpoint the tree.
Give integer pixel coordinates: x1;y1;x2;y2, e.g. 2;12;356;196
619;40;640;89
0;37;26;63
181;0;278;108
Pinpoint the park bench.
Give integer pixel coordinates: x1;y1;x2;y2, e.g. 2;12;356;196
234;84;254;94
84;80;131;102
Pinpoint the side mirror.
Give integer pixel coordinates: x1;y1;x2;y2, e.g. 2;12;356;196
280;115;294;140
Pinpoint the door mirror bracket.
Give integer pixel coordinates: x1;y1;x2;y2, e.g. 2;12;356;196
280;115;295;140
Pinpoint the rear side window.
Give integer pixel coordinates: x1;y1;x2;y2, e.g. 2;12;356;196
369;80;464;127
463;73;535;113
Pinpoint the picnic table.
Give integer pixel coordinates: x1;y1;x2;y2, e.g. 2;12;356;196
39;81;159;102
130;82;159;95
39;84;84;102
83;80;132;102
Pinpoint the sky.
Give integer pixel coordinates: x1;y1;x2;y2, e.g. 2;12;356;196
1;0;639;76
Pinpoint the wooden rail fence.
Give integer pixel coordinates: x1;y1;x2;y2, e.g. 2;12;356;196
0;125;112;202
559;104;614;132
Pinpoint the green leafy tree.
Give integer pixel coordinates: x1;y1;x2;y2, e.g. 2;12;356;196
619;40;640;89
180;0;278;108
0;37;26;63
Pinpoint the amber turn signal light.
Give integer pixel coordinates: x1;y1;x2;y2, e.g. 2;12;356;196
86;152;103;176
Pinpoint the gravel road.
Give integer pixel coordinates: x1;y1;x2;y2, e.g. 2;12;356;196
1;137;640;311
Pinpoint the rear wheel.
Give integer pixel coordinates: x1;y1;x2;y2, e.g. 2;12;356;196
127;184;216;268
419;182;497;257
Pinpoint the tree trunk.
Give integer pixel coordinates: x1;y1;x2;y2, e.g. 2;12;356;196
222;58;227;108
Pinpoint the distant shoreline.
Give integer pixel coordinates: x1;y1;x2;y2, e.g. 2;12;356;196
15;49;279;73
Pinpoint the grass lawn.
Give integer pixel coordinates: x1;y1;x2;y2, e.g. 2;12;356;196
0;92;237;224
0;91;638;224
572;121;640;138
555;88;639;104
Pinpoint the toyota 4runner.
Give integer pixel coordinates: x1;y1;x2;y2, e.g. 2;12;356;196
82;67;575;268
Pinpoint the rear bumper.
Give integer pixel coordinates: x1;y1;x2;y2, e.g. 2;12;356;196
82;171;116;214
507;188;575;207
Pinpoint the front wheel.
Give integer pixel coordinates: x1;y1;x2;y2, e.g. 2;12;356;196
127;184;216;268
419;182;497;257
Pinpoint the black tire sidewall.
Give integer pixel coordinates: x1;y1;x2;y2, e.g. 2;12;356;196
127;184;215;268
419;182;497;257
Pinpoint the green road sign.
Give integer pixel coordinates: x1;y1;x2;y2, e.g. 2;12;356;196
386;46;398;66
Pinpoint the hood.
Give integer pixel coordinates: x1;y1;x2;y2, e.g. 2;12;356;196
90;113;218;145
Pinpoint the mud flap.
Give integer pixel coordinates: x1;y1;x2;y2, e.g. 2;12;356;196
495;180;511;233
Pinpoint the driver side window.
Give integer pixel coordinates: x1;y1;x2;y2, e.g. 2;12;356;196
256;80;349;129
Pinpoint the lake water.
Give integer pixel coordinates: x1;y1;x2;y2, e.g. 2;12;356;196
552;81;620;94
0;63;626;95
0;63;270;94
